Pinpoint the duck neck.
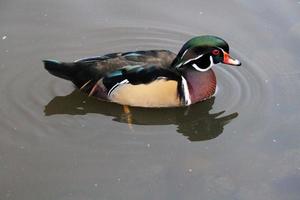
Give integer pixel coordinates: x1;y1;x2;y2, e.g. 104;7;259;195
182;68;217;104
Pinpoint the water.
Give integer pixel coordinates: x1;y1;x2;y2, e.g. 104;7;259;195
1;0;300;199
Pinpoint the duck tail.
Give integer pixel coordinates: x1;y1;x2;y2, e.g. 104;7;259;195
43;59;76;81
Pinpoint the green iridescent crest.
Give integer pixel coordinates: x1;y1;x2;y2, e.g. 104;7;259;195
172;35;230;67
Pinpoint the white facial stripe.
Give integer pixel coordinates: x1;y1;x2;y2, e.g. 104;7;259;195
176;54;203;68
218;47;225;52
180;49;189;59
176;47;227;69
183;54;204;65
181;76;191;106
108;79;129;97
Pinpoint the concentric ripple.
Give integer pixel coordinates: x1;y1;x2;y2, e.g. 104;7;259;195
0;26;272;141
214;54;270;113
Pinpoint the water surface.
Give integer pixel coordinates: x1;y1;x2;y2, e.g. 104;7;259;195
1;0;300;199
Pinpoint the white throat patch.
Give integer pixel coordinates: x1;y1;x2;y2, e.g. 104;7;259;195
191;56;214;72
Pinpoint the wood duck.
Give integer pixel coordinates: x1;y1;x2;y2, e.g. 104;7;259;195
44;35;241;108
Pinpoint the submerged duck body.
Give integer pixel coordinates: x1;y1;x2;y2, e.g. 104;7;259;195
44;35;241;107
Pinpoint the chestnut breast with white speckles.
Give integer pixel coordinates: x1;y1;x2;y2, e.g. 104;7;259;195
184;69;216;103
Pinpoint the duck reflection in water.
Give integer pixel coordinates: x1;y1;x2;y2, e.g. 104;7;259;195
44;90;238;142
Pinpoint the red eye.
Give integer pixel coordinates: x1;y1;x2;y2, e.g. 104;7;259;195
212;49;220;55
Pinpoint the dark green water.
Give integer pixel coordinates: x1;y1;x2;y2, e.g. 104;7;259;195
1;0;300;199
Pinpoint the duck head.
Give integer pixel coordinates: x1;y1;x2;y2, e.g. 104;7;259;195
172;35;241;71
